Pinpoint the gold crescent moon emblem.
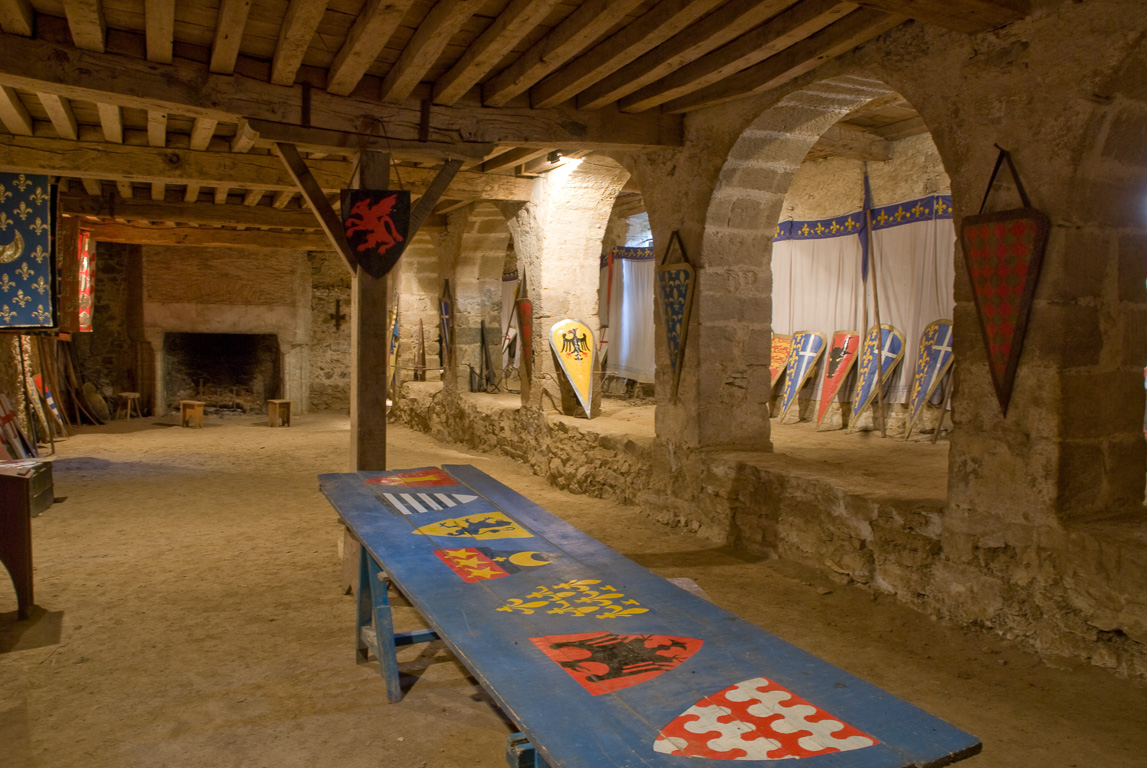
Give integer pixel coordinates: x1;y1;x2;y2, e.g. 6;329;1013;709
0;230;24;264
508;551;553;567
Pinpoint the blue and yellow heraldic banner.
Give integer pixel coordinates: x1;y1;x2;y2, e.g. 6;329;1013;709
0;173;56;329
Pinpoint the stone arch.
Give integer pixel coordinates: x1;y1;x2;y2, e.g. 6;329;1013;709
696;74;957;450
1054;35;1147;517
448;201;513;389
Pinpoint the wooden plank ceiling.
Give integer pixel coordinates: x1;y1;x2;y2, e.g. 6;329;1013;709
0;0;1027;246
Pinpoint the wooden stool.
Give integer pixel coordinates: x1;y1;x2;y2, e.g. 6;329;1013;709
180;400;205;428
267;399;292;427
115;392;142;420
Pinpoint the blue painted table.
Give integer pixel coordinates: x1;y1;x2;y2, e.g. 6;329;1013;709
319;465;981;768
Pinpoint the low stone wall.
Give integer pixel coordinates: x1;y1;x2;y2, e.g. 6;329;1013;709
392;382;655;506
392;381;1147;679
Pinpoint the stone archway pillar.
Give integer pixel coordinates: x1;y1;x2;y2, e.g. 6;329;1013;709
500;157;629;412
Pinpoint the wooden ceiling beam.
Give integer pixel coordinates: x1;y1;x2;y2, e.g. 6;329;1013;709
231;118;258;153
60;194;322;230
117;180;133;199
272;190;294;208
408;158;462;239
62;0;105;52
245;119;494;161
662;9;905;113
274;142;352;269
96;102;122;143
0;0;33;36
0;85;31;135
144;0;175;63
482;0;645;108
0;34;682;149
147;110;167;147
478;147;549;174
242;188;264;206
380;0;481;104
213;186;229;204
86;222;332;249
39;93;78;140
857;0;1028;33
530;0;725;109
272;0;329;86
80;177;102;196
576;0;793;110
620;0;855;113
183;182;199;203
326;0;417;96
807;123;891;160
189;118;217;151
872;114;929;141
431;0;560;107
210;0;253;75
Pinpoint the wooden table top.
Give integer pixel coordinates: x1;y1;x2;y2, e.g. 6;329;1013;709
319;465;980;768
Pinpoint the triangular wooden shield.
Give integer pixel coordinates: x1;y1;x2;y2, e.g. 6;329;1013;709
816;330;860;427
960;209;1048;416
849;324;905;432
655;231;695;399
770;334;792;388
549;318;595;417
778;330;826;422
340;189;410;278
905;320;954;440
438;279;453;367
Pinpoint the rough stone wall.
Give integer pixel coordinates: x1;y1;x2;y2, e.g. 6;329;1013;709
618;0;1147;678
74;242;137;398
308;250;351;411
393;230;443;388
783;133;951;220
393;383;654;506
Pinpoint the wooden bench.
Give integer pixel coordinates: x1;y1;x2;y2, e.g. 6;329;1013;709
267;399;292;427
320;466;980;768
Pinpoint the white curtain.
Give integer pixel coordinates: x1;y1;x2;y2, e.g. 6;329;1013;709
500;275;520;369
771;196;955;404
603;248;656;383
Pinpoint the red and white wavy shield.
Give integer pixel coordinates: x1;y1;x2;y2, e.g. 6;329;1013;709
654;676;877;761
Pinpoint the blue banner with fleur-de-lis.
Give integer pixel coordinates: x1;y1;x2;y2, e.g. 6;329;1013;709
0;173;56;328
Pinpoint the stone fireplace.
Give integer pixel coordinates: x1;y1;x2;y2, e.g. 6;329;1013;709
140;246;312;415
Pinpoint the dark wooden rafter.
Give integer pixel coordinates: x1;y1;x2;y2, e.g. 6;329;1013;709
576;0;795;110
210;0;253;75
246;119;494;161
87;221;331;249
408;158;462;239
144;0;175;64
529;0;727;109
60;193;321;229
477;147;550;174
272;0;329;86
0;34;682;150
662;8;906;113
0;0;33;36
62;0;105;52
858;0;1029;33
326;0;416;97
432;0;561;107
380;0;482;104
618;0;855;113
481;0;645;108
275;141;353;270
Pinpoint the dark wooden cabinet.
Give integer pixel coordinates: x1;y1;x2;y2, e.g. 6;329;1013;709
0;460;52;619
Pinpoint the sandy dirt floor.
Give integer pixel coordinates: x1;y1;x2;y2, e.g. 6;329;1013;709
1;411;1145;768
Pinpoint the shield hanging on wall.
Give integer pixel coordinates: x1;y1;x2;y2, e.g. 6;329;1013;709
655;231;695;399
959;148;1049;416
340;189;410;278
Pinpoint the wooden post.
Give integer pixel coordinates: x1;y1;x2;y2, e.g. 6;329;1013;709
350;150;390;471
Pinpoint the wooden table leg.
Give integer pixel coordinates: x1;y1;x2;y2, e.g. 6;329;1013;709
357;547;403;702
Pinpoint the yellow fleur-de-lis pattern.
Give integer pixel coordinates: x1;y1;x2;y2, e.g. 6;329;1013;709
0;172;55;327
497;579;649;620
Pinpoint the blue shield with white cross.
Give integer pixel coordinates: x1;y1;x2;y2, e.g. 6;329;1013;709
778;330;826;421
850;324;905;427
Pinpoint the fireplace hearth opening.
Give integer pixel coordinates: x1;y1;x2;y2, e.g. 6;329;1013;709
163;332;281;414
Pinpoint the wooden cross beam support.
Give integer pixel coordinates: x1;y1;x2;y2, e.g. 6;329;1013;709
408;158;462;241
275;141;354;272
